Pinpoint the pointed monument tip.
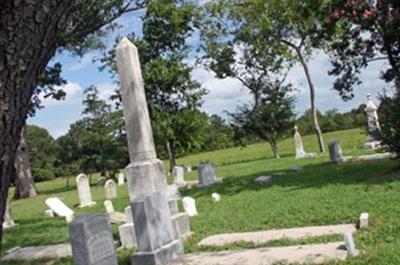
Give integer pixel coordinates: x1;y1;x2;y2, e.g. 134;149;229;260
117;37;137;50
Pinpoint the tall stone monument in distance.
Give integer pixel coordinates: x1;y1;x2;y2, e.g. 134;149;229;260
364;93;381;149
293;125;316;159
116;37;183;265
293;125;306;159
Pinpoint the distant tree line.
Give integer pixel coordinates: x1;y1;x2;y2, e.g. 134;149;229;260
26;101;369;182
297;104;367;135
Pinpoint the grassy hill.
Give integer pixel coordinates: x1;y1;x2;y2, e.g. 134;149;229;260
3;128;400;265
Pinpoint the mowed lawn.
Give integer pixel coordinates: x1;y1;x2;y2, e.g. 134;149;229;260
3;128;400;265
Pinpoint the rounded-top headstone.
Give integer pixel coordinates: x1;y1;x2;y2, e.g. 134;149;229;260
104;179;117;199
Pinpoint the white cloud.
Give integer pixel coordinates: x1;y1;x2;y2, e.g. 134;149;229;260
66;52;98;72
41;82;83;108
192;50;389;118
192;66;252;116
97;82;117;101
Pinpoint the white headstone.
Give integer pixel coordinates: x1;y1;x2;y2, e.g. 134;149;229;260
359;213;369;229
44;209;55;218
119;223;137;249
293;125;306;159
185;166;192;173
45;197;75;223
76;173;96;208
3;203;16;229
118;172;125;186
124;206;133;224
366;94;380;133
173;166;186;186
211;193;221;202
182;197;198;217
104;200;115;213
343;232;360;257
104;179;117;199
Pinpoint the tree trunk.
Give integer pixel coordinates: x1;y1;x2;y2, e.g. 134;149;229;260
14;126;38;199
267;138;280;159
0;0;73;247
165;140;176;172
296;50;325;153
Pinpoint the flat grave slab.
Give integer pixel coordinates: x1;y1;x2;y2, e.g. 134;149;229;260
176;241;347;265
2;244;72;261
198;224;356;247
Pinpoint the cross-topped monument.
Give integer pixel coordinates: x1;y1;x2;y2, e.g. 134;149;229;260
116;37;183;265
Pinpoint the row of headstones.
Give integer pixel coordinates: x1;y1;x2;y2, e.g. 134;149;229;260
173;162;222;187
76;173;124;209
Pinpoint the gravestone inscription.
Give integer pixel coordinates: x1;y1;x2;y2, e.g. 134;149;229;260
69;214;117;265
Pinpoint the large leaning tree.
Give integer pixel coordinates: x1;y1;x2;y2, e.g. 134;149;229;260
200;0;328;153
322;0;400;157
201;2;295;158
0;0;147;246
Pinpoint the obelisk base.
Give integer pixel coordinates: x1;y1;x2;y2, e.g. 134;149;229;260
125;159;168;202
131;239;183;265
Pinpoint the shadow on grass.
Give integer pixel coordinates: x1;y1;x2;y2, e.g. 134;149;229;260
182;159;400;198
218;153;293;167
38;186;76;195
2;218;69;252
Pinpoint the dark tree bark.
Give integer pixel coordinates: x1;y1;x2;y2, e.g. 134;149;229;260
14;126;38;199
0;0;74;247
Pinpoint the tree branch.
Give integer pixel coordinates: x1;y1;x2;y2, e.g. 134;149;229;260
366;57;388;63
71;0;149;41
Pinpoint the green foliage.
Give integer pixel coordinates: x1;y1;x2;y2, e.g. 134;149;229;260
297;104;367;135
26;125;57;181
323;0;400;98
229;80;296;158
322;1;400;157
56;87;128;177
376;94;400;158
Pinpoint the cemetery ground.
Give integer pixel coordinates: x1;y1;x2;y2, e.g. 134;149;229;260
3;128;400;265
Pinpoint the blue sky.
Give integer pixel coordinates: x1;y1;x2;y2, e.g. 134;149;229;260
28;10;389;138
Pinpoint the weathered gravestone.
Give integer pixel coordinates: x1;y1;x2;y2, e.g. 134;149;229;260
3;202;16;229
254;176;272;186
44;209;55;218
69;214;118;265
103;200;126;224
116;37;185;264
364;94;382;149
173;166;186;186
293;125;306;159
197;162;221;187
45;197;75;223
328;140;344;164
104;179;117;199
104;200;115;213
118;172;125;186
119;223;137;249
293;125;317;159
76;173;96;208
359;213;369;229
182;197;198;217
125;206;133;223
130;192;183;265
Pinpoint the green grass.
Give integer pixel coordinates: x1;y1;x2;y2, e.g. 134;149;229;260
3;128;400;265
